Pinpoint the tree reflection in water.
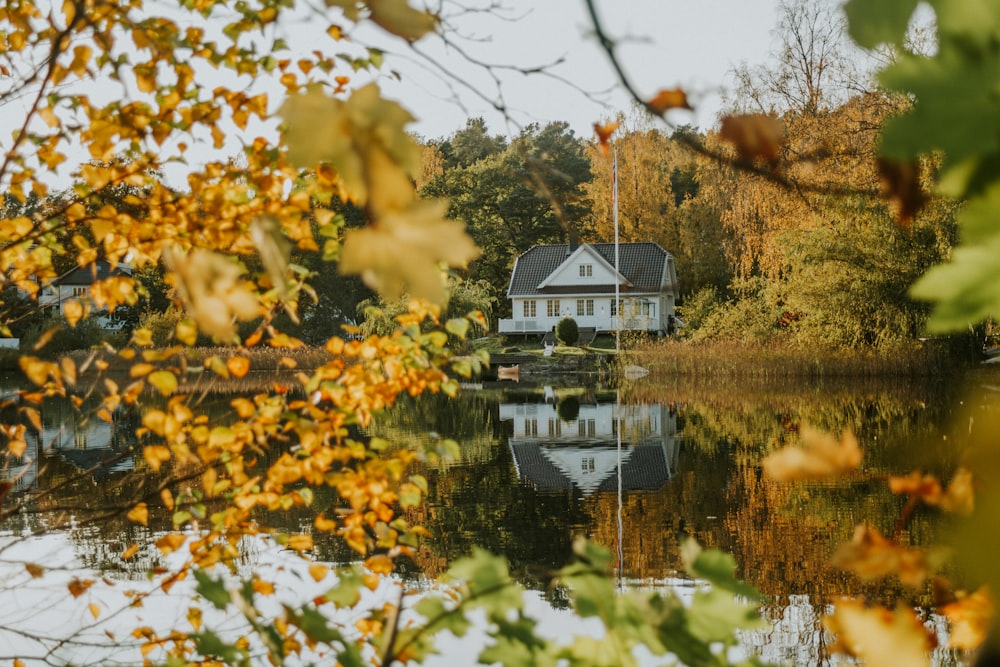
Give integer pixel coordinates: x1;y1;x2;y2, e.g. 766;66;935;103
0;371;989;663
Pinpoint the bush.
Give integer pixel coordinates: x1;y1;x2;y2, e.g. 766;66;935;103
137;307;185;347
556;317;579;346
20;313;108;356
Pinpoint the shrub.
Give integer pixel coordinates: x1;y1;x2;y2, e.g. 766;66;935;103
556;317;579;346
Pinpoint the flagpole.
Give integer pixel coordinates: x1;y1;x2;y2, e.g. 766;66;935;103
613;147;620;353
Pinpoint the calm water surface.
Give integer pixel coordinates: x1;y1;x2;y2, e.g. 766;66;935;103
2;369;997;665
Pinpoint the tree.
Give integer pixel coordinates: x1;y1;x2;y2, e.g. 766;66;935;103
422;121;593;319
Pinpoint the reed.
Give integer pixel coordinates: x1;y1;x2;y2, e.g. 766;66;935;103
622;338;973;380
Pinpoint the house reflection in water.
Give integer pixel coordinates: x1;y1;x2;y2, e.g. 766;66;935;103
501;395;678;495
2;399;136;493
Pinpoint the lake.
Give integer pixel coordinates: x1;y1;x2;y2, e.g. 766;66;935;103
0;367;995;665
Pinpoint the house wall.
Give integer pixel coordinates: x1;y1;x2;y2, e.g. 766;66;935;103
501;294;672;334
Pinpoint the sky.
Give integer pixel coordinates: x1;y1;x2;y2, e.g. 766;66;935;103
1;0;787;188
361;0;783;141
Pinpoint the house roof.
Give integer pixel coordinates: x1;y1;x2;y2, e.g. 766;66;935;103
507;242;672;297
509;439;674;494
54;259;132;285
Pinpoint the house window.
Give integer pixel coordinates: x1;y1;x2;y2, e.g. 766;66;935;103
586;299;594;316
523;300;536;318
611;300;622;317
582;457;595;473
72;287;87;297
546;299;560;317
579;264;592;277
576;299;594;317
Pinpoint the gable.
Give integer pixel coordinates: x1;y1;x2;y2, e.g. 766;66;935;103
536;245;627;290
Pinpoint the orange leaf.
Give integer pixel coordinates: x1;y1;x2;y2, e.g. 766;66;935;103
877;158;925;227
122;543;141;560
824;599;934;666
155;533;187;554
942;587;993;651
287;533;313;552
830;524;935;588
252;579;276;596
719;113;785;164
647;87;692;113
309;563;330;582
127;502;149;526
227;356;250;378
365;554;394;575
68;578;95;598
143;445;171;472
940;467;975;515
888;471;943;504
762;425;862;481
25;563;44;578
593;121;619;155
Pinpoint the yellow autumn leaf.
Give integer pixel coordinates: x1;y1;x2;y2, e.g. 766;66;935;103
143;445;171;471
19;356;56;387
824;599;933;667
127;502;149;526
762;425;862;481
226;356;250;378
287;533;314;552
309;563;329;582
147;370;178;396
175;319;198;346
252;579;276;596
7;439;26;457
366;0;438;41
88;602;101;619
155;533;187;554
250;215;291;298
830;524;939;588
940;467;975;515
942;587;993;650
64;300;86;328
130;363;156;378
188;607;203;632
365;554;394;575
121;543;140;560
165;247;259;342
339;200;479;304
280;83;421;200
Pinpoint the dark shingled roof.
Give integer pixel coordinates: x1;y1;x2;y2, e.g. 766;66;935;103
507;243;670;297
55;259;131;285
509;440;674;494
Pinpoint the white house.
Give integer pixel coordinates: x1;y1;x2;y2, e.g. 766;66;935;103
36;259;132;329
498;242;679;336
501;399;679;495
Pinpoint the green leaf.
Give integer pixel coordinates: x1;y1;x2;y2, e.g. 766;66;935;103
910;236;1000;331
685;543;761;600
193;629;245;664
687;588;766;643
413;595;472;638
844;0;920;48
445;317;469;339
289;606;346;644
324;566;365;607
446;548;524;617
194;570;232;610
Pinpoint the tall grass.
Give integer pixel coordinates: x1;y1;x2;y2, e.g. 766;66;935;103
622;338;975;380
